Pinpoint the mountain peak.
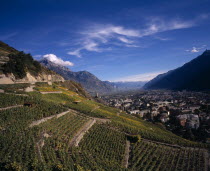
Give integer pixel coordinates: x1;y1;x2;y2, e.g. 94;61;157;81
40;58;71;72
202;49;210;55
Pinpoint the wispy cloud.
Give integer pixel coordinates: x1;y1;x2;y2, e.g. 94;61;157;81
67;16;207;57
34;55;42;58
0;32;18;41
118;36;134;44
153;36;170;41
111;71;165;82
186;45;207;53
68;49;82;58
67;25;140;57
43;54;74;66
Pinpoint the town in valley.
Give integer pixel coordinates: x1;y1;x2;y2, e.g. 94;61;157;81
102;90;210;143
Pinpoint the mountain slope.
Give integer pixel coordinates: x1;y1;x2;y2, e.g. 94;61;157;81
0;41;64;84
0;84;208;170
0;41;18;56
40;58;115;94
144;50;210;90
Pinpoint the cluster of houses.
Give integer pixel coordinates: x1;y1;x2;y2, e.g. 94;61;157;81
102;90;210;142
177;114;200;129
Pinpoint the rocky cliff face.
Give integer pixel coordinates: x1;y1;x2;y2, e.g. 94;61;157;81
0;72;64;84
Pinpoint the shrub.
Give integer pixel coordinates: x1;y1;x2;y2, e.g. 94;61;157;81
127;135;141;143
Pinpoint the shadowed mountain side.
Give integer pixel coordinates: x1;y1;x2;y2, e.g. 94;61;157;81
144;50;210;91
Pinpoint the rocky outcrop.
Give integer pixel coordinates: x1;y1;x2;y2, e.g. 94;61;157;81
0;72;64;84
0;74;14;84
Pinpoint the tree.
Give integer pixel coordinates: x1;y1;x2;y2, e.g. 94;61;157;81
3;51;41;79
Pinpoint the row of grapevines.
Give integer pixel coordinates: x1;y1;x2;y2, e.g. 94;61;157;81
0;93;30;107
36;112;90;170
129;140;206;171
77;124;127;170
0;98;68;170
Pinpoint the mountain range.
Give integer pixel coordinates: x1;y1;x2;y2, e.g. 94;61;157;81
40;58;116;94
0;41;145;93
109;81;146;90
2;40;210;92
144;50;210;90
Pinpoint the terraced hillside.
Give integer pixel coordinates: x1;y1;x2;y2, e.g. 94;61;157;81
129;141;207;171
0;84;209;170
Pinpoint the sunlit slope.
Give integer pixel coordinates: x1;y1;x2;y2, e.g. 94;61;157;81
0;84;208;170
129;141;206;171
35;85;204;147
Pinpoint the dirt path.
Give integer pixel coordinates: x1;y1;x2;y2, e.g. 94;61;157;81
5;93;29;96
122;140;130;168
29;110;71;127
36;140;44;162
36;132;51;162
0;104;23;111
66;108;110;147
40;91;63;94
69;119;96;147
90;106;100;112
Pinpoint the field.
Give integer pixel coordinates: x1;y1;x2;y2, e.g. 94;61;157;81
35;111;89;170
0;84;209;170
78;124;127;170
0;93;29;108
129;140;207;171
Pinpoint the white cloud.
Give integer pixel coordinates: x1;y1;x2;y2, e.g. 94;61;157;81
154;36;170;41
125;44;140;47
105;26;140;37
68;16;206;57
43;54;74;66
68;25;140;57
67;49;82;58
85;25;140;38
141;19;194;37
83;41;101;52
112;71;165;82
186;45;207;53
191;47;199;53
118;36;133;44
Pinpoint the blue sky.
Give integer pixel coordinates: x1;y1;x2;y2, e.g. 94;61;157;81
1;0;210;81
